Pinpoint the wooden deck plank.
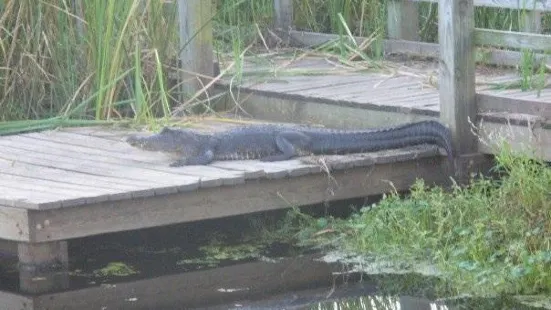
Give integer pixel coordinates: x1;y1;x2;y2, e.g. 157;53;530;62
2;135;247;187
243;74;379;93
292;81;426;101
0;159;155;199
0;148;200;208
24;130;156;154
0;173;116;205
208;160;268;179
246;159;321;178
209;159;321;179
281;76;397;98
20;131;322;184
374;91;440;107
0;144;197;186
0;185;64;209
339;89;438;107
283;78;435;108
26;154;451;242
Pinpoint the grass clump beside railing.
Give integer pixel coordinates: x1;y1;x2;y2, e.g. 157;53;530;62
278;144;550;297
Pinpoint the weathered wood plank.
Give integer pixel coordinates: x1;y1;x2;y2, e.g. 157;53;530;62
477;118;551;160
287;77;426;100
22;130;331;184
250;75;378;94
0;147;195;188
0;160;152;199
0;173;115;205
27;155;451;242
0;205;30;242
439;0;478;155
373;91;440;108
1;135;247;187
0;148;200;208
288;30;551;67
0;185;66;209
209;160;267;179
387;0;420;41
474;28;551;51
334;88;436;106
413;0;551;11
223;85;438;129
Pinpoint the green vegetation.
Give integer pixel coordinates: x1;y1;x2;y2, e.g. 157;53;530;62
92;262;139;277
176;242;266;269
1;0;549;130
274;144;551;297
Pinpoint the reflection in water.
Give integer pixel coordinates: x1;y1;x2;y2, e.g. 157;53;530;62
202;281;547;310
0;202;548;309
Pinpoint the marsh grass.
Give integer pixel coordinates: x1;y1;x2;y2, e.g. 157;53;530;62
1;0;549;131
274;142;551;297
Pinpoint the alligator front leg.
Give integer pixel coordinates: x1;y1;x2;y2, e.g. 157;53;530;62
170;149;215;166
260;131;311;162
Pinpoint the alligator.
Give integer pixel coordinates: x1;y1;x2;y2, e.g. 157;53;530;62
126;120;454;168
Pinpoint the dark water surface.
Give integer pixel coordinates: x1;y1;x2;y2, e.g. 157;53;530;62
0;199;547;309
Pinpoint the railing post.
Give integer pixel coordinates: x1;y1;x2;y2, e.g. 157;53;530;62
522;9;542;33
177;0;215;97
274;0;293;31
387;0;420;41
438;0;477;155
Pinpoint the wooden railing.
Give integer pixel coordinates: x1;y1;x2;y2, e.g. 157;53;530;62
175;0;550;158
272;0;551;156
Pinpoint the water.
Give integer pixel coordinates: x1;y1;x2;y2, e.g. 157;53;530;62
0;200;548;309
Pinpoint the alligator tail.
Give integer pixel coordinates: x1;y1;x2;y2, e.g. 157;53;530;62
384;120;454;163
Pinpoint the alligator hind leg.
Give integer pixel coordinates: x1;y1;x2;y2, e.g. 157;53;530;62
260;131;311;162
170;149;215;166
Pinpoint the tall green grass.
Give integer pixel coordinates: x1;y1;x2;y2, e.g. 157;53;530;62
0;0;180;124
1;0;549;127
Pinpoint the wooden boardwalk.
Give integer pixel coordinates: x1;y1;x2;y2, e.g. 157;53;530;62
0;117;475;294
223;56;551;117
217;55;551;160
0;119;460;244
0;57;535;295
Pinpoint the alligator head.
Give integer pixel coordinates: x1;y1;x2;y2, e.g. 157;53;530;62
126;127;211;155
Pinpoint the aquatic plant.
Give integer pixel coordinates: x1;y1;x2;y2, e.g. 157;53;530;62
279;142;551;297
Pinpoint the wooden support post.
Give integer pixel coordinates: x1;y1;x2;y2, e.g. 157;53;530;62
177;0;215;98
274;0;293;31
521;10;542;33
18;241;69;293
273;0;294;46
387;0;420;41
438;0;477;157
